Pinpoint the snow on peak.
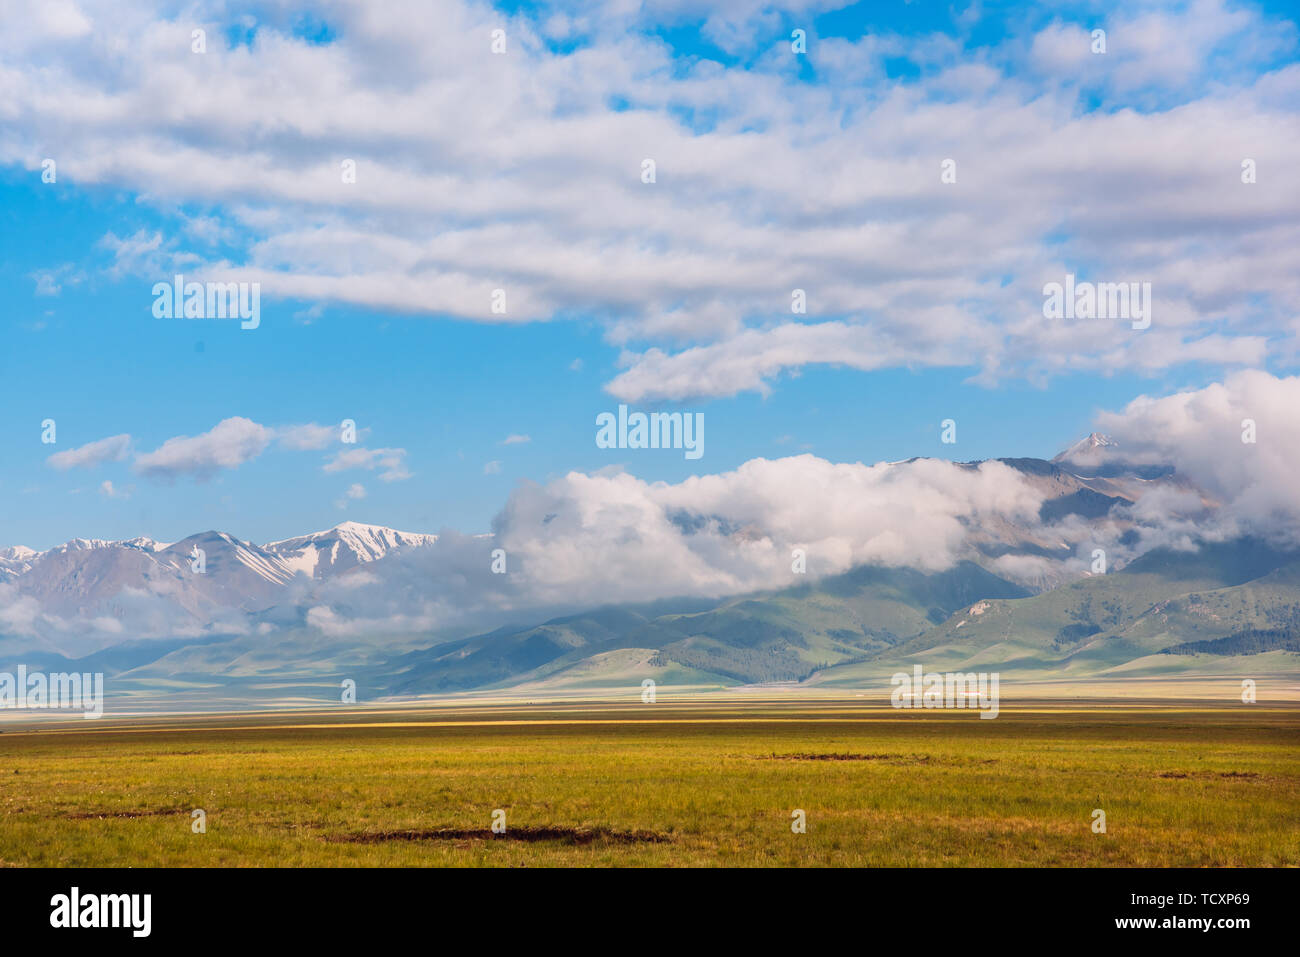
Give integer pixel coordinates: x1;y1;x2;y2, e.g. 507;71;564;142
49;537;119;553
331;521;437;553
1;523;437;586
1053;432;1118;463
122;536;167;552
263;521;436;578
0;546;39;580
32;536;166;557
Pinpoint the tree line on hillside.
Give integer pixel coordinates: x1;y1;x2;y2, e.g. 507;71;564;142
1162;628;1300;656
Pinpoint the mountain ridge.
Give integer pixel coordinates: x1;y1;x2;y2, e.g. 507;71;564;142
4;439;1296;702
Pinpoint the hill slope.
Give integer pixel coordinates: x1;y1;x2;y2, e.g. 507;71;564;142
383;561;1030;692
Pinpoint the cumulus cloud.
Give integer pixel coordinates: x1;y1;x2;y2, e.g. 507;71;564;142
0;0;1293;401
1027;0;1293;98
45;415;400;486
1096;370;1300;542
608;321;940;400
47;433;132;470
477;454;1047;607
134;417;273;479
47;419;383;481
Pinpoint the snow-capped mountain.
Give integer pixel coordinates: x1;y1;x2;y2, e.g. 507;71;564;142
0;455;1201;657
40;536;168;556
1052;432;1118;466
0;523;439;655
1050;431;1123;468
265;521;438;578
0;545;39;583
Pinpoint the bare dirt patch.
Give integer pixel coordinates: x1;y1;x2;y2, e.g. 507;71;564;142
1157;771;1260;780
330;825;671;845
65;807;188;820
767;752;930;762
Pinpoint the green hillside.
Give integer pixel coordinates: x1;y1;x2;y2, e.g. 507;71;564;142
384;561;1030;692
810;539;1300;684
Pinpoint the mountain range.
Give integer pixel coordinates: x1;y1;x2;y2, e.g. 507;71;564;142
2;437;1297;707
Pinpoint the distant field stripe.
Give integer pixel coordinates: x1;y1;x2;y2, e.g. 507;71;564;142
5;708;1298;737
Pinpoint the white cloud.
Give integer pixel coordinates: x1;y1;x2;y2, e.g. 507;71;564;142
0;584;43;634
500;434;531;445
276;422;344;451
31;264;81;296
1028;0;1290;98
481;454;1046;607
1096;370;1300;542
333;482;368;510
305;604;439;639
323;447;412;482
134;417;273;480
0;0;1291;401
608;321;937;400
46;433;131;470
98;479;129;499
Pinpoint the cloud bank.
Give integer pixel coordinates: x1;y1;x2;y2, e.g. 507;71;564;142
2;0;1295;401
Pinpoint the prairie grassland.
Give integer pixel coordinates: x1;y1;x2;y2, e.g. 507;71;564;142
1;698;1296;867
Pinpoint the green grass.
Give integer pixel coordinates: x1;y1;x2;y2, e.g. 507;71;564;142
1;698;1297;866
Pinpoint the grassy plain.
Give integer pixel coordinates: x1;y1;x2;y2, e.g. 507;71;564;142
1;694;1297;867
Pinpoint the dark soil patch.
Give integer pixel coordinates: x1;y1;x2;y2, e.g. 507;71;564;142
767;752;930;762
66;807;188;820
1158;771;1260;780
330;826;670;845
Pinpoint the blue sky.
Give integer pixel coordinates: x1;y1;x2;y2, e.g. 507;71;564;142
2;0;1297;550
